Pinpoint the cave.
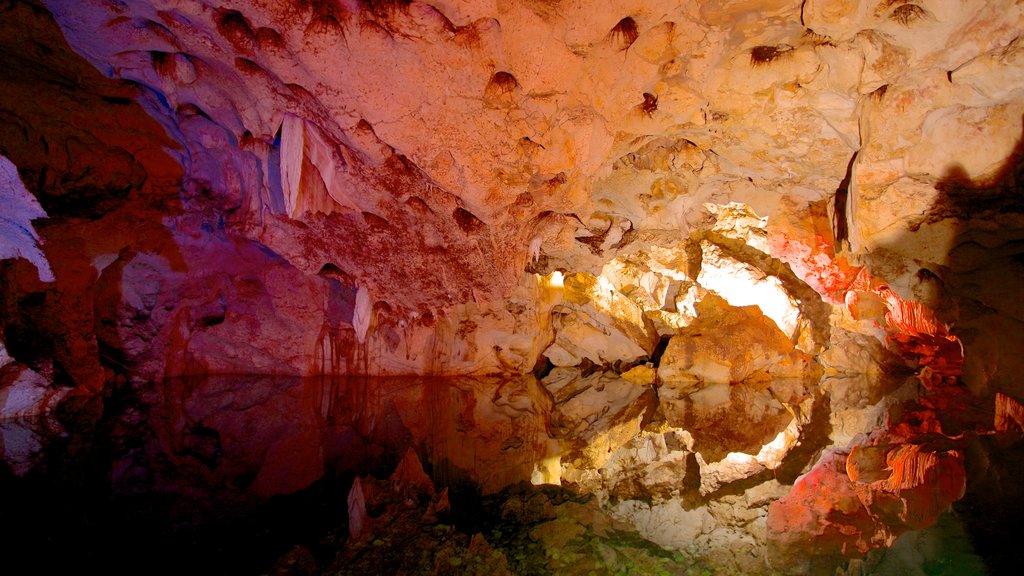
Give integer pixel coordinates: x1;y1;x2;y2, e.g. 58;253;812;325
2;0;1023;574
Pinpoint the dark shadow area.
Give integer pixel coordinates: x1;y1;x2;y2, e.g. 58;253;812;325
0;377;347;575
0;0;186;389
925;116;1024;576
0;0;183;218
833;151;856;252
0;374;559;575
856;115;1024;576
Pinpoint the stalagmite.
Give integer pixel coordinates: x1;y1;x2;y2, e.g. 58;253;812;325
347;476;368;540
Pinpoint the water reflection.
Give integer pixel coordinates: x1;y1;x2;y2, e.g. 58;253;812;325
0;374;559;575
114;374;557;506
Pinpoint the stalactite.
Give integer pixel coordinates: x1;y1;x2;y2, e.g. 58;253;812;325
876;287;950;338
353;285;372;344
882;443;935;492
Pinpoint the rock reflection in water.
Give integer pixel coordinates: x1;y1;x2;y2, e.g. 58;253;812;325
0;374;558;575
128;374;558;505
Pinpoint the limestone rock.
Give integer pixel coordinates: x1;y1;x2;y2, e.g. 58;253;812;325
658;295;820;387
573;427;701;502
767;450;884;571
0;363;66;420
620;364;656;386
768;423;968;569
697;241;802;337
543;272;659;367
766;196;863;304
0;155;54;282
662;380;802;464
0;361;68;477
390;447;436;501
995;392;1024;433
706;202;772;253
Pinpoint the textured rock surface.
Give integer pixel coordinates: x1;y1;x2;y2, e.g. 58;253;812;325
658;294;821;387
2;0;1023;573
543;272;659;366
544;367;657;470
0;0;1014;384
0;155;54;283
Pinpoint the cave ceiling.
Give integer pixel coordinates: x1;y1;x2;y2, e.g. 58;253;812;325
21;0;1019;312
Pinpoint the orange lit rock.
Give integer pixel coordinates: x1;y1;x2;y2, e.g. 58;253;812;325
544;368;658;470
767;451;884;570
995;392;1024;433
658;295;821;387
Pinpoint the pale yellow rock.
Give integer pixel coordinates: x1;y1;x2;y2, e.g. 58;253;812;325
952;36;1024;102
544;272;659;366
804;0;870;40
620;364;656;386
658;294;820;386
543;368;658;470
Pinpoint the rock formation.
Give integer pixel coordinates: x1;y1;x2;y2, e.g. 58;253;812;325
2;0;1023;574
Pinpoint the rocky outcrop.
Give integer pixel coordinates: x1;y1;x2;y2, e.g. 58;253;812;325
658;294;820;387
543;272;659;367
0;155;53;283
543;368;658;470
0;358;69;477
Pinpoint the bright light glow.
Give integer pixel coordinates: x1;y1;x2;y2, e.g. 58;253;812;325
548;270;564;287
705;202;770;252
697;243;801;337
756;417;799;469
531;455;562;486
723;451;758;466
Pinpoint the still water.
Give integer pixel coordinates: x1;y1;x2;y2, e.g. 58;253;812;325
0;375;557;575
0;374;996;575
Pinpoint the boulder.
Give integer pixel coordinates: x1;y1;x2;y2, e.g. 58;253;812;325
658;295;821;387
544;272;659;367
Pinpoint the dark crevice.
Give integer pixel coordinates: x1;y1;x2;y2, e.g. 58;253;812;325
452;207;484;233
834;150;857;253
649;335;672;367
609;16;639;50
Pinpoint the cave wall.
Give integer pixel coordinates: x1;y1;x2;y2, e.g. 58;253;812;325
2;0;1024;573
1;0;1018;386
